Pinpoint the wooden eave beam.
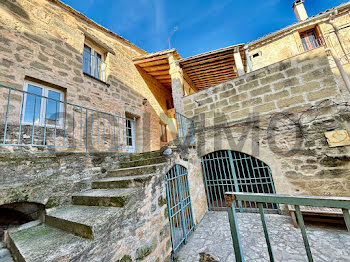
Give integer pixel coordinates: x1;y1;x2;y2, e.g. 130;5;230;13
133;54;170;65
186;65;235;77
143;64;170;72
189;70;236;80
181;53;234;68
184;59;235;73
149;70;170;76
135;59;169;67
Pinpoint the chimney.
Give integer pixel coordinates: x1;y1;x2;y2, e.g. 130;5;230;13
292;0;308;22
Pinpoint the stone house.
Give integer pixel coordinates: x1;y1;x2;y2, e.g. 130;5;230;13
1;0;350;261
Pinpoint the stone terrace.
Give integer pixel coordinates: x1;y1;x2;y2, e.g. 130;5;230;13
177;212;350;262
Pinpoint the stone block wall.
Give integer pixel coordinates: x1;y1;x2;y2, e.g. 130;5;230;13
183;48;350;199
0;0;172;152
0;149;124;207
0;147;209;261
183;48;343;127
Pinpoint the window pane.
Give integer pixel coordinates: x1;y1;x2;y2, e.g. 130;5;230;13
308;33;317;48
83;45;91;75
94;53;101;79
46;90;61;124
127;137;133;146
24;85;42;124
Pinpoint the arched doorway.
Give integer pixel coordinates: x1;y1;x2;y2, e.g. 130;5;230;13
0;202;45;241
165;165;195;254
201;150;279;213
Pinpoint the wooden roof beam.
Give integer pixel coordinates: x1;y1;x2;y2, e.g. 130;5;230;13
143;64;170;72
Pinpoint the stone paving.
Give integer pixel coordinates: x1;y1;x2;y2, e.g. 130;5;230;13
177;212;350;262
0;243;13;262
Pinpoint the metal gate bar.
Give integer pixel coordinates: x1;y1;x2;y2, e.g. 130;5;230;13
166;165;195;253
201;150;279;212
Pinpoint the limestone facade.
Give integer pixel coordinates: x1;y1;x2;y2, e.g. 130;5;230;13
0;0;175;152
248;2;350;72
182;48;350;198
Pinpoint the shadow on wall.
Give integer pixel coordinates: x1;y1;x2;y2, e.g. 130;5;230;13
2;0;30;20
0;202;45;241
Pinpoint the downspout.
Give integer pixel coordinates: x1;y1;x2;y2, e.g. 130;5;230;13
244;45;253;73
327;10;349;62
325;10;350;95
327;47;350;95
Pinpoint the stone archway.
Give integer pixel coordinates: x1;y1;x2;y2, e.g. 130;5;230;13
0;202;45;241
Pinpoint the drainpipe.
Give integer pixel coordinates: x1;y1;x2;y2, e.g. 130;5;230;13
327;47;350;95
325;10;350;95
327;10;349;62
244;45;253;73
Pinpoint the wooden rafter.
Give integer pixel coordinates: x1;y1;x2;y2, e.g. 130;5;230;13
143;64;170;72
189;70;236;80
181;53;234;68
184;58;235;73
187;65;236;77
149;70;170;76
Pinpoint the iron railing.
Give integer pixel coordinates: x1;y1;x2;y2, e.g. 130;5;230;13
300;38;326;52
175;111;195;146
0;85;136;152
225;192;350;262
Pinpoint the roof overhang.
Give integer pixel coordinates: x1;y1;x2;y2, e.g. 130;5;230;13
248;1;350;47
178;44;246;90
133;49;180;89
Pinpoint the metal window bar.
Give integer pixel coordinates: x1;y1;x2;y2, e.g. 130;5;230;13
201;150;279;213
0;84;136;152
300;38;326;53
175;110;195;146
225;192;350;262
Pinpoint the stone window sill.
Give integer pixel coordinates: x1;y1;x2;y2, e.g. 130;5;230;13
83;72;110;87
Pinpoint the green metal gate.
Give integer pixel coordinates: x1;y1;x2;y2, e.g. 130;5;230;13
165;165;195;254
201;150;279;213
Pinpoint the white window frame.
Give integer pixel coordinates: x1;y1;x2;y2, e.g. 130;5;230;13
22;81;64;128
125;118;136;153
83;43;105;81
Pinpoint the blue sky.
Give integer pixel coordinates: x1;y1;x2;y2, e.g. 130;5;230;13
63;0;346;58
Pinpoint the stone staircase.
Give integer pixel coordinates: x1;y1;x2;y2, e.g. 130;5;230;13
6;150;169;262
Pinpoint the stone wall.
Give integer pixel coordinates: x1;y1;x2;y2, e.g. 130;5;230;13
183;48;343;126
248;3;350;71
0;0;174;152
182;48;350;199
0;148;171;261
0;149;123;207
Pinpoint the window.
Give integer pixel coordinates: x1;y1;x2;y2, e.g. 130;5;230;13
299;26;324;52
22;82;64;127
160;123;168;142
83;44;105;81
252;52;260;58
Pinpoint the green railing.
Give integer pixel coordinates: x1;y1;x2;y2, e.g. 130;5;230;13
175;110;195;146
225;192;350;262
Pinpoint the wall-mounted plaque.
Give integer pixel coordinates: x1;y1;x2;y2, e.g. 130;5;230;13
324;130;350;147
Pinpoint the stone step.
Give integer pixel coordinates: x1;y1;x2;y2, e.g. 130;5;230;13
107;163;165;177
119;156;167;168
7;221;89;262
45;205;120;239
72;188;135;207
92;174;153;189
119;150;164;162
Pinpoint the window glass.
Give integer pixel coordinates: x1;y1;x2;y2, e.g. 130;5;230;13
24;85;42;124
46;90;61;124
94;53;102;79
83;45;91;75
